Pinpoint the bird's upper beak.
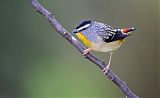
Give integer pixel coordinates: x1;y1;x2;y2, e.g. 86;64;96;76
121;27;135;35
72;29;78;33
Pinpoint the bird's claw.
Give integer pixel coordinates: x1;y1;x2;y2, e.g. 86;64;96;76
102;65;109;74
82;50;89;55
82;48;92;55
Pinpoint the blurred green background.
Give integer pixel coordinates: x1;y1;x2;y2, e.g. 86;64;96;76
0;0;159;98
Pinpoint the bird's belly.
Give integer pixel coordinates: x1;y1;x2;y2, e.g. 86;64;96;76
90;40;123;52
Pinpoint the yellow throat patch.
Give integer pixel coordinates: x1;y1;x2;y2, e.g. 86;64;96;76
76;32;91;46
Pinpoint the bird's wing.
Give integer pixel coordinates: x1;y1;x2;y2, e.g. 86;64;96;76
97;26;116;43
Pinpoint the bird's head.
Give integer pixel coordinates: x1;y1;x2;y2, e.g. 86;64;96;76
72;19;92;33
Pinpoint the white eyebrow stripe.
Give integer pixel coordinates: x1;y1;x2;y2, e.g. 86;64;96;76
77;24;90;31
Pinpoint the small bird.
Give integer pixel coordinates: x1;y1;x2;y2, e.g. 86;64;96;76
72;19;135;74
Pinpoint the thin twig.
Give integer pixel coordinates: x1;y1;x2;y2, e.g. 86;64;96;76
29;0;139;98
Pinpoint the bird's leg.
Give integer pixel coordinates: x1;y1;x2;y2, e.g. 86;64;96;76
103;52;113;74
82;48;92;55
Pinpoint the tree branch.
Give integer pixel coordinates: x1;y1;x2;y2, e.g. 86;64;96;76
29;0;139;98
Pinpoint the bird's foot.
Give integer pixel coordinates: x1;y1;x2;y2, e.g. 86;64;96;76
102;65;109;74
82;48;92;55
103;52;113;74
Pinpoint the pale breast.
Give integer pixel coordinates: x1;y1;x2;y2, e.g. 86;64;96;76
90;40;124;52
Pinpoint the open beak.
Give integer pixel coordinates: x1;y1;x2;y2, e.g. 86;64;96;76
121;27;135;35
